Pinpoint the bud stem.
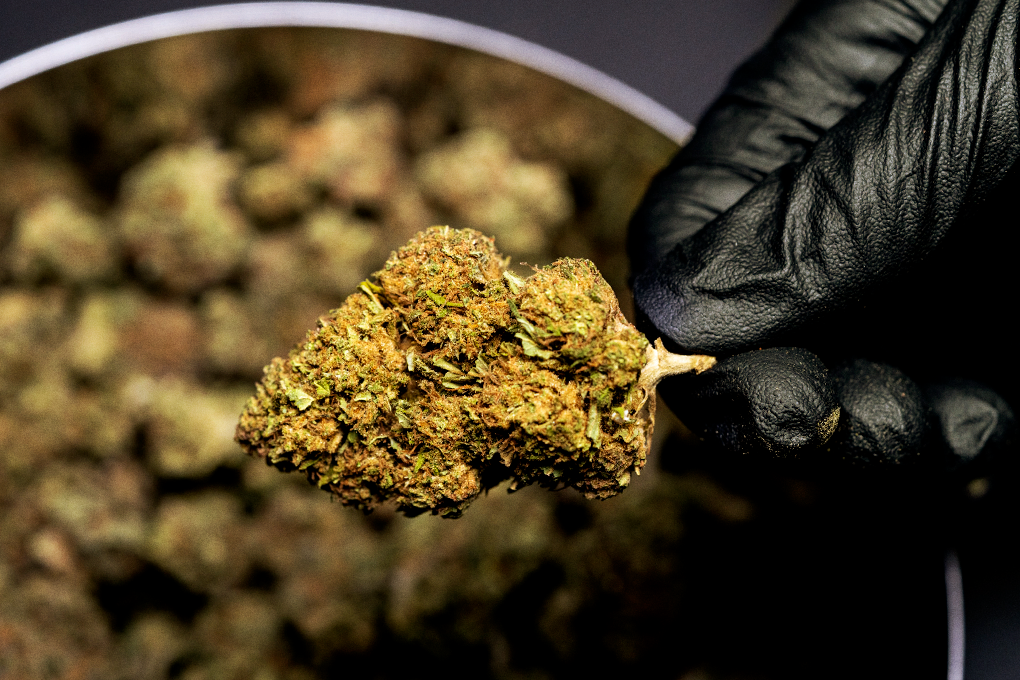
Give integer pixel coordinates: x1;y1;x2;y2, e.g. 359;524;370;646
635;338;715;405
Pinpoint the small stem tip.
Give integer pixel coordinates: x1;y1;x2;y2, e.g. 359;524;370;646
637;338;716;396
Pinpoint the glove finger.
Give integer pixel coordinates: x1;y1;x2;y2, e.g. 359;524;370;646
824;359;934;469
660;347;838;459
633;0;1019;355
926;380;1016;477
629;0;947;268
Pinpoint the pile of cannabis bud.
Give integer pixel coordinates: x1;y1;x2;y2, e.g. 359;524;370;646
236;226;713;516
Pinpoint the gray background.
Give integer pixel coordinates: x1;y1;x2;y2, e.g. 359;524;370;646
0;0;795;125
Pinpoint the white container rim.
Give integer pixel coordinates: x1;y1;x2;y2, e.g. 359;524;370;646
0;1;693;144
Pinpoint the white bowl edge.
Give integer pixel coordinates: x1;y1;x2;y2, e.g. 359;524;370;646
0;2;693;144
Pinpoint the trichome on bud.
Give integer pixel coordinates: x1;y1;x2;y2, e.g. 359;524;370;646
236;226;713;517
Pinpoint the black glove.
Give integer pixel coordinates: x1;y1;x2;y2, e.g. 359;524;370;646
629;0;1019;477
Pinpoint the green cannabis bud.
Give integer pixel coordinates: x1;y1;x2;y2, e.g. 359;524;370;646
236;226;713;517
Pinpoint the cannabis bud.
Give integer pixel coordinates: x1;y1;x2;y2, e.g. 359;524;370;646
236;227;713;516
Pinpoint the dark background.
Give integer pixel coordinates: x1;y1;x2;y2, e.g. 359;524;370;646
0;0;795;125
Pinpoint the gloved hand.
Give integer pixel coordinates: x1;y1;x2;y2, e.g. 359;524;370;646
628;0;1018;478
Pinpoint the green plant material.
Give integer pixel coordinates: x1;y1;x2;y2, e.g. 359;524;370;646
146;491;249;592
414;129;573;258
7;195;119;284
236;226;713;517
118;142;252;294
145;379;252;478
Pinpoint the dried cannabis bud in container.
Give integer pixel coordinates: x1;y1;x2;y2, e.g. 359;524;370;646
236;226;713;516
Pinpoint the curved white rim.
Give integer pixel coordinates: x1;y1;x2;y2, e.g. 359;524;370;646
945;550;965;680
0;2;692;144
